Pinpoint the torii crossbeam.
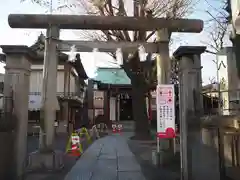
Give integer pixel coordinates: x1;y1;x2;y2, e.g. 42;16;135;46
8;14;203;32
58;40;167;53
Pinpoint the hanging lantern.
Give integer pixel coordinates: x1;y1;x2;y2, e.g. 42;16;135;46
138;45;146;62
68;45;77;62
116;48;123;65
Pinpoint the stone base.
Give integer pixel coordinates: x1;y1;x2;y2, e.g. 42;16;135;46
152;150;175;166
159;150;175;165
27;150;64;172
151;150;158;166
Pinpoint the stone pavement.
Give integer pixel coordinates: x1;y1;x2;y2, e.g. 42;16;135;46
64;134;146;180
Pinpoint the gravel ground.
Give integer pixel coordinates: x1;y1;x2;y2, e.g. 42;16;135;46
128;139;181;180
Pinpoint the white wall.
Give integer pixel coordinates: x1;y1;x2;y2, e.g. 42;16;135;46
217;54;229;115
0;73;4;82
29;65;77;94
110;97;116;121
231;0;240;25
217;47;240;115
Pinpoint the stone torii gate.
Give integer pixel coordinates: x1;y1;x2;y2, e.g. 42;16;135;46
6;14;203;178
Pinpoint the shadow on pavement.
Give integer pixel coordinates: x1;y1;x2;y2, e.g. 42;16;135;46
128;139;180;180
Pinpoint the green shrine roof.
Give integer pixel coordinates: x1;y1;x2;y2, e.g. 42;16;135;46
93;67;131;85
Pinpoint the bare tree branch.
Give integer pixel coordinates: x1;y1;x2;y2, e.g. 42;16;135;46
22;0;194;87
203;0;229;52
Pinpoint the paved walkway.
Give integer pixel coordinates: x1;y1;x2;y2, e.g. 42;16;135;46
64;134;146;180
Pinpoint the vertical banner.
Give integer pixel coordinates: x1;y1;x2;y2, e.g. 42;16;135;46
156;84;176;138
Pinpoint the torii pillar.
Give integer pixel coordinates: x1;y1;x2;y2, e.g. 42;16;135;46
155;29;173;164
28;26;64;170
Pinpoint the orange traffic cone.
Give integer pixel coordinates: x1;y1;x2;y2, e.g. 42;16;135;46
66;132;83;157
71;143;81;157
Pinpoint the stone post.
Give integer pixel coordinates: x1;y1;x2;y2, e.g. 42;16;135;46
174;46;220;180
175;46;205;180
1;45;32;179
175;46;205;115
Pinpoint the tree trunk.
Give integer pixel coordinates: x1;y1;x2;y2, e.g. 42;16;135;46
131;84;150;139
123;52;151;139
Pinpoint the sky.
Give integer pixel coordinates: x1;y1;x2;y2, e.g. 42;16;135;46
0;0;231;84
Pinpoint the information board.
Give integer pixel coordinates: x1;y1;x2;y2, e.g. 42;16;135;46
156;84;176;138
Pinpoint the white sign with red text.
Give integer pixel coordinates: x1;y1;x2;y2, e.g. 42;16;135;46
156;84;176;138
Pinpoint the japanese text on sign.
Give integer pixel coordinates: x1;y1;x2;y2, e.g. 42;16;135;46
156;84;175;138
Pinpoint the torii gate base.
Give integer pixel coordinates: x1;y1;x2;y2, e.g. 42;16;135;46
27;150;64;171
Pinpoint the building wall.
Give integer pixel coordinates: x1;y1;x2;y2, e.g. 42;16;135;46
217;47;240;115
28;65;82;134
30;65;76;94
0;73;4;82
93;91;104;108
231;0;240;25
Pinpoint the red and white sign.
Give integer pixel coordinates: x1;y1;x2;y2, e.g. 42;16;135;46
156;84;175;138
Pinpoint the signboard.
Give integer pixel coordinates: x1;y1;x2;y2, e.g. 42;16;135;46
156;84;175;138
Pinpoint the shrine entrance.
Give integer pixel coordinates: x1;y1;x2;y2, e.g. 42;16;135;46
4;12;203;179
119;93;133;121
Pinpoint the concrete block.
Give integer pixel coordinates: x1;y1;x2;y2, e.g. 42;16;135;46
27;150;64;171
